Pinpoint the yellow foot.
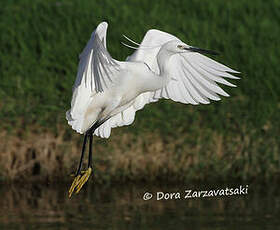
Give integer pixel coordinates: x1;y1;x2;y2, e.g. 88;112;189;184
68;167;92;198
70;170;87;177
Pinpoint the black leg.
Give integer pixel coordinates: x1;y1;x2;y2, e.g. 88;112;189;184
88;133;93;168
76;119;106;173
75;134;88;176
69;120;108;197
87;118;108;134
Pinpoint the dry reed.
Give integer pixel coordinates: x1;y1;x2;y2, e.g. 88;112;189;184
0;124;278;183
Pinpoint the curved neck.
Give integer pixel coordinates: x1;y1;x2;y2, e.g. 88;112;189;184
157;46;173;77
141;46;174;93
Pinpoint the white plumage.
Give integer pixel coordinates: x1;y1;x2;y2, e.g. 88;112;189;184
66;21;239;138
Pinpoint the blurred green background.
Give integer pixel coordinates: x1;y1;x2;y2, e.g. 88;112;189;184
0;0;279;183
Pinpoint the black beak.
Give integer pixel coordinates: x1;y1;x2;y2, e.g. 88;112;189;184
184;46;219;55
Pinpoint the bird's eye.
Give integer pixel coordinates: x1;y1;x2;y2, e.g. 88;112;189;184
177;45;184;49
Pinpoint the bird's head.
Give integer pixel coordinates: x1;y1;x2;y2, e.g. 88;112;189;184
164;40;219;55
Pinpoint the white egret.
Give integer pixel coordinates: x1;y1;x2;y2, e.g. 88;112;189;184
66;21;239;197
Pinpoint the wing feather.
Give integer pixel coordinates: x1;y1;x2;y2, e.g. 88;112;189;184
183;66;214;102
181;59;230;97
66;22;122;134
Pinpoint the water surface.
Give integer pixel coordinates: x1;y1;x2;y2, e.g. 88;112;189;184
0;182;279;229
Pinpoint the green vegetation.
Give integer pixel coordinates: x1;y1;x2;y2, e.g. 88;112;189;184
0;0;279;183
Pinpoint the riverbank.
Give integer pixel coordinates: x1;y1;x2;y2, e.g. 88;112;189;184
1;122;278;184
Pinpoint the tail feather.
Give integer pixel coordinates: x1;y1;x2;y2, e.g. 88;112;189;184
66;110;84;134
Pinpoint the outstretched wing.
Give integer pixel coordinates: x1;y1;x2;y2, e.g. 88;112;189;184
128;29;239;105
66;21;121;133
74;21;120;94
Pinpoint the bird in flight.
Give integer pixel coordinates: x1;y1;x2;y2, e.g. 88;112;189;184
66;21;239;197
